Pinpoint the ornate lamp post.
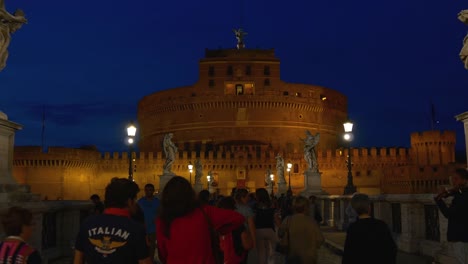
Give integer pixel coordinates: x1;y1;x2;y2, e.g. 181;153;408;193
207;175;211;191
343;121;357;195
127;122;137;181
188;162;193;185
287;162;292;191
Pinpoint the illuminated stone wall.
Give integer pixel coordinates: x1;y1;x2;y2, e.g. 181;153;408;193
12;130;459;200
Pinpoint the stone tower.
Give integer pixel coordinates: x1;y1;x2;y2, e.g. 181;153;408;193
410;130;456;166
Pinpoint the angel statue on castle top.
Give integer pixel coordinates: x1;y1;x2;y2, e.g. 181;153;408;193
233;28;247;49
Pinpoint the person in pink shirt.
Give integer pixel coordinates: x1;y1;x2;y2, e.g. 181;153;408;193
156;176;245;264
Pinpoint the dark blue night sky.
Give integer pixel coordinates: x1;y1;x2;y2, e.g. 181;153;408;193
1;0;467;155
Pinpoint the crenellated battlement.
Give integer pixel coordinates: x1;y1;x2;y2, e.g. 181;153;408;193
13;146;101;168
410;130;456;145
97;147;410;161
410;130;456;166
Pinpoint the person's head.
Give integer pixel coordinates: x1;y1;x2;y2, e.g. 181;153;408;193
451;168;468;188
309;195;317;204
231;187;237;197
217;196;236;210
248;192;256;202
351;193;370;215
159;176;198;237
234;188;249;204
90;194;100;203
255;188;271;207
198;190;210;204
144;183;155;198
292;196;310;214
2;207;35;241
104;178;140;210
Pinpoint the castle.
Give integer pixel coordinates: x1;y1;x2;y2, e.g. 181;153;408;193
12;44;462;200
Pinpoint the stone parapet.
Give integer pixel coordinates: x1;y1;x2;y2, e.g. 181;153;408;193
317;194;458;263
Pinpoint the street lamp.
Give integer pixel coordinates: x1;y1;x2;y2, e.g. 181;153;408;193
188;162;193;185
287;162;292;191
343;120;357;195
270;173;274;195
207;175;211;191
127;122;137;181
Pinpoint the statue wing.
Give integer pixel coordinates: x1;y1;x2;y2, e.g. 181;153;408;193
459;10;468;24
313;133;320;145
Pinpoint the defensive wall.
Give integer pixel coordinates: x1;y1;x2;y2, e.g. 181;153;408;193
12;130;460;200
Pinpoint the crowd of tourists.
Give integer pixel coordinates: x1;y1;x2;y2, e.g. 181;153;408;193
2;168;467;263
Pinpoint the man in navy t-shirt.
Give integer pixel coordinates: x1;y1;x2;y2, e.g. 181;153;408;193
74;178;151;264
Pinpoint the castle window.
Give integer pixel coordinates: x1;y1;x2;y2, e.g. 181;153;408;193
295;92;302;97
299;114;303;119
236;84;244;95
293;164;299;173
283;91;289;96
246;65;251;75
209;79;215;87
433;167;438;172
208;66;215;76
227;65;233;76
320;94;327;101
264;78;270;86
356;171;361;177
264;66;270;75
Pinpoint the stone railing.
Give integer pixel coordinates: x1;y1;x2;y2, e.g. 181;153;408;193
317;194;459;264
0;201;93;263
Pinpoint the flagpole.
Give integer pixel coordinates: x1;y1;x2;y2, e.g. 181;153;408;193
41;105;45;151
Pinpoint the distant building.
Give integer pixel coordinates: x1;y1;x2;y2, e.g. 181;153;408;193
12;47;463;199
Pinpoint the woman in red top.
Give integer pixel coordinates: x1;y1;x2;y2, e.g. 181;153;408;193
156;176;245;264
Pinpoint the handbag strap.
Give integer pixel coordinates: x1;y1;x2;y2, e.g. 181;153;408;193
199;207;214;229
199;207;223;264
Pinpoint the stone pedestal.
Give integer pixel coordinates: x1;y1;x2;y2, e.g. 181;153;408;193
277;182;287;196
193;182;204;194
300;170;326;197
0;112;40;205
0;112;22;184
158;173;176;194
455;111;468;168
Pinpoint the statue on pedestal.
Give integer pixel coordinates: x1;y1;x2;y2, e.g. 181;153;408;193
275;154;286;184
0;0;27;71
162;133;177;175
458;10;468;69
194;158;203;185
303;131;320;173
